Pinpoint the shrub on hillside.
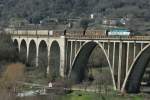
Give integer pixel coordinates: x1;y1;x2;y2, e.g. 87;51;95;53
0;63;25;100
0;33;18;62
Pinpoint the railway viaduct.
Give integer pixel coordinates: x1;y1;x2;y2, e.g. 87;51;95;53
6;28;150;93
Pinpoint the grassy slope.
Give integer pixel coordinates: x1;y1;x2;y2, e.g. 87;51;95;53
62;91;144;100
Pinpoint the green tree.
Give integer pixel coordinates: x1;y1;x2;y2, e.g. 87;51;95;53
80;18;90;35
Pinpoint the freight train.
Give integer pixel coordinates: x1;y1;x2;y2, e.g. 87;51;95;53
6;27;131;36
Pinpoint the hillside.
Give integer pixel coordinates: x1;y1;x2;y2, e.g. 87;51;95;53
0;0;150;33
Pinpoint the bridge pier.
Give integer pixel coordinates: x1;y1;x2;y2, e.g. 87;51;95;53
35;46;39;67
46;46;50;74
26;41;29;63
117;42;122;90
59;36;66;77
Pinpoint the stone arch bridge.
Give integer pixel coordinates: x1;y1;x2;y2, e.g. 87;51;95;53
6;28;150;93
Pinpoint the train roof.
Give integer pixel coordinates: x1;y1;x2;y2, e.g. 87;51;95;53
109;28;130;32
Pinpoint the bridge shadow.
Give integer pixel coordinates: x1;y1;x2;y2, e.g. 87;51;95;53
20;39;27;64
38;40;48;77
70;42;113;91
140;61;150;94
28;40;36;67
126;46;150;93
49;41;60;81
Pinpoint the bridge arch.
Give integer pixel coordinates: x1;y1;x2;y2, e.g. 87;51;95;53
69;41;116;89
28;40;37;67
13;39;19;52
38;40;48;77
49;40;60;80
122;44;150;93
20;39;27;63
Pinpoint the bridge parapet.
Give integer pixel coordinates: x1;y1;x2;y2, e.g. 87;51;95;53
66;35;150;41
